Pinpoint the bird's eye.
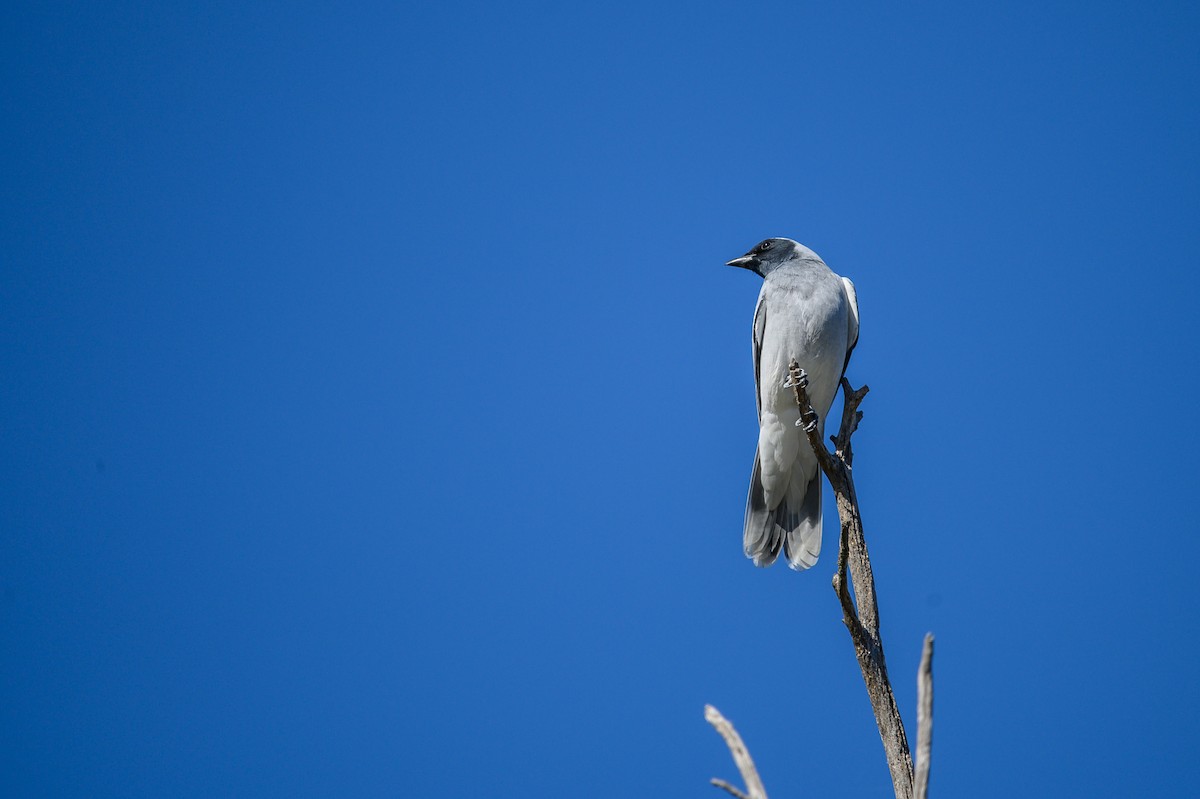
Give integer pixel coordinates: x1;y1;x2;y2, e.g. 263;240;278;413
758;240;773;252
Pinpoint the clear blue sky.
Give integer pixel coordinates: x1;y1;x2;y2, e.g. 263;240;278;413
3;2;1198;796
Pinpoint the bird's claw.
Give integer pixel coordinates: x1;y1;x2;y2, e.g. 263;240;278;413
795;417;819;433
782;368;809;390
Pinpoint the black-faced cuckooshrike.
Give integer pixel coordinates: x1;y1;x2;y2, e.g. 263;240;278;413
727;238;859;570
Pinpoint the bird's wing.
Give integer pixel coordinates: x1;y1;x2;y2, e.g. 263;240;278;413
752;290;767;421
840;276;860;378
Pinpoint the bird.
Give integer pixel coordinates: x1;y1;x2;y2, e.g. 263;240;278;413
726;238;859;570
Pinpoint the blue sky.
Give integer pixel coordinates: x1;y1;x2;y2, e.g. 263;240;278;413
3;1;1198;796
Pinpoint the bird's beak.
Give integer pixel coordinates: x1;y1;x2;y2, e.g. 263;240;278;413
726;254;760;272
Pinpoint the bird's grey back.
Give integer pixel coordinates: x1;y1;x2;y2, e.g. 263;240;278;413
744;247;855;571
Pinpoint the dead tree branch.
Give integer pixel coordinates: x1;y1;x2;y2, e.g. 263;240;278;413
705;705;768;799
788;361;927;799
914;634;935;799
710;778;751;799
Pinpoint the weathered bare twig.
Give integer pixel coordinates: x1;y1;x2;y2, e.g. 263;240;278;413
914;633;935;799
787;361;917;799
710;778;751;799
705;705;768;799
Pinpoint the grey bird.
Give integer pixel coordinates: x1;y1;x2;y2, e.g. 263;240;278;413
727;238;859;570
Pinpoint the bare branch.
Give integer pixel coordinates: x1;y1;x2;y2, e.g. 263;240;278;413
705;705;768;799
832;505;866;645
914;634;935;799
788;360;915;799
710;778;751;799
832;377;869;466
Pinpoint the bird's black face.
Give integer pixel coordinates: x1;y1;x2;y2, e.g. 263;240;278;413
726;238;788;276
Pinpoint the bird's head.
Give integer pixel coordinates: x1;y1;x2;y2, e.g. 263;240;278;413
725;237;810;277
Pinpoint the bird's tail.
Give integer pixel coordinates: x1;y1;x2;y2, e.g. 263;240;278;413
742;448;822;570
783;469;822;570
743;452;783;566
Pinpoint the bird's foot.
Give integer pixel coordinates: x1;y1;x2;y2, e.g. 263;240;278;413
782;368;809;390
795;416;819;433
786;366;819;432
